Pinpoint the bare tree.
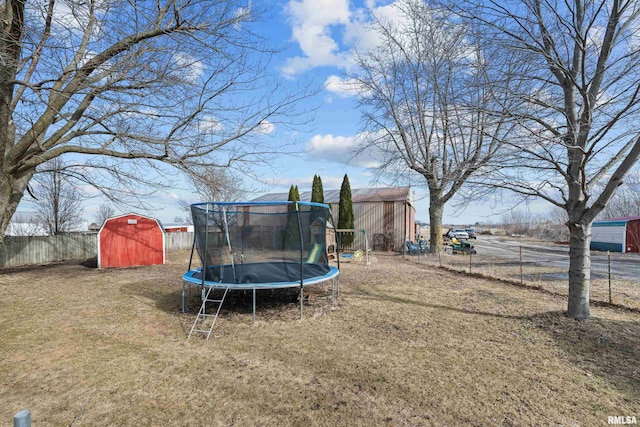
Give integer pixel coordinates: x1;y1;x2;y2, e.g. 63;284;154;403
547;205;570;242
351;0;517;253
32;158;84;235
0;0;309;243
174;206;193;225
501;209;532;236
451;0;640;319
501;207;568;240
94;203;116;227
5;212;44;236
185;166;247;203
599;168;640;218
178;166;247;225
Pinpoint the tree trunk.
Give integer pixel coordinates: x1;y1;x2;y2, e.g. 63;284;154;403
566;221;592;319
0;171;34;245
429;199;444;254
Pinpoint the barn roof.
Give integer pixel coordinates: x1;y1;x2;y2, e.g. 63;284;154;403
594;216;640;223
251;186;412;204
99;213;165;234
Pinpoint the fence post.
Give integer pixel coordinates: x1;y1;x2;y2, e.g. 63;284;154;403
608;251;612;304
14;410;30;427
469;251;472;274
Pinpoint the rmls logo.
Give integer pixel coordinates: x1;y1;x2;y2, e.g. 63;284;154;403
608;416;637;425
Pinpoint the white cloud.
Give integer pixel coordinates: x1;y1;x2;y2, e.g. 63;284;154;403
586;25;606;50
287;0;351;26
256;120;275;135
173;53;204;83
77;184;103;197
264;176;312;189
265;175;354;191
198;115;223;133
621;4;640;50
282;0;353;76
42;0;110;35
121;107;160;120
306;132;382;168
324;75;360;98
343;2;406;52
51;1;93;32
282;0;410;78
235;4;252;21
314;175;347;189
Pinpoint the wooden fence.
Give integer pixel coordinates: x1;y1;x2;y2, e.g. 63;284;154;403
164;232;194;252
0;235;97;268
0;232;194;268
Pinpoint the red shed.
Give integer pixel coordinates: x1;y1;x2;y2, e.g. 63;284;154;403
98;213;165;268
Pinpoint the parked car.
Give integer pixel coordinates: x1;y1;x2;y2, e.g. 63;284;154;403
465;228;477;239
445;229;469;240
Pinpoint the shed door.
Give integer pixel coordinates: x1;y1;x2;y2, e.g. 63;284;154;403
384;202;394;232
626;221;640;253
243;206;250;226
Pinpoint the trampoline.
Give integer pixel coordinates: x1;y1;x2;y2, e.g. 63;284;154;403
183;201;340;339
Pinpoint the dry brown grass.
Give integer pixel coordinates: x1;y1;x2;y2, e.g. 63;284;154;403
1;251;639;426
411;251;640;311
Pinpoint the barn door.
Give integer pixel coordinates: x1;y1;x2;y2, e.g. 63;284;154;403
384;202;395;250
627;221;640;252
242;206;250;226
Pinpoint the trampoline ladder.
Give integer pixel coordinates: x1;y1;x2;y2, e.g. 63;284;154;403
188;285;229;340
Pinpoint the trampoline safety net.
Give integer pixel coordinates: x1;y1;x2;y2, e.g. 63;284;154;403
190;201;333;284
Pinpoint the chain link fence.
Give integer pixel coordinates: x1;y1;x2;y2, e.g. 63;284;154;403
402;246;640;311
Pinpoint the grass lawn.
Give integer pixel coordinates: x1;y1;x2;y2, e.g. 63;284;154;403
1;251;639;426
411;250;640;311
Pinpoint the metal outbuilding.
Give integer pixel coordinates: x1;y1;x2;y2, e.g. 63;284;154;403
98;213;166;268
251;186;415;251
591;216;640;253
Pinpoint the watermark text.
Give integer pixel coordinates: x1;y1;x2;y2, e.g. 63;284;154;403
608;416;637;425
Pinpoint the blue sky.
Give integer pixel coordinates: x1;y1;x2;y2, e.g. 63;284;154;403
17;0;552;226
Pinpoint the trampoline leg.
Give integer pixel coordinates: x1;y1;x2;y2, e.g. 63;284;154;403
253;288;256;325
181;280;185;313
331;278;335;307
300;287;303;320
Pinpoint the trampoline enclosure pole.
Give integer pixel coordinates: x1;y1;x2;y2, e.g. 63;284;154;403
202;203;210;302
296;202;304;320
222;206;237;283
328;208;340;270
328;207;339;304
187;236;196;272
183;237;197;313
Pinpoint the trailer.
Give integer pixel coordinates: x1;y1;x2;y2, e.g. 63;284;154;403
591;216;640;253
